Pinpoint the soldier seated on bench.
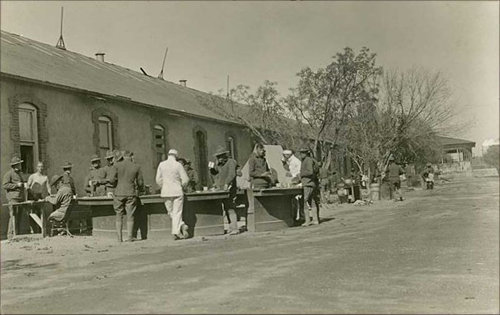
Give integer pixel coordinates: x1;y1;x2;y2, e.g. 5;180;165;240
44;174;73;222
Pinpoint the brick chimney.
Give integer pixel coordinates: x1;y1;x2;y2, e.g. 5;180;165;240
95;52;105;62
179;79;187;87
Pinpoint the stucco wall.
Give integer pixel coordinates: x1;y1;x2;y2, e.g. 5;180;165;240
1;77;253;201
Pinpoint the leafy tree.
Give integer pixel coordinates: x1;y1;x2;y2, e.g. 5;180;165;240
285;47;382;161
483;145;500;173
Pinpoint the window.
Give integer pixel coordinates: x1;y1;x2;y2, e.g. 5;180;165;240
18;104;38;174
98;116;113;159
226;136;236;160
153;125;166;165
195;130;208;186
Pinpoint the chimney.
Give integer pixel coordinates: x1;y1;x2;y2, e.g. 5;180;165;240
179;79;187;87
95;52;105;62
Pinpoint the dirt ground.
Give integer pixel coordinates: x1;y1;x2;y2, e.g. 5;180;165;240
1;176;498;314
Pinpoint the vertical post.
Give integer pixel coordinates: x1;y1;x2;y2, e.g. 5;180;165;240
226;75;230;99
60;7;64;37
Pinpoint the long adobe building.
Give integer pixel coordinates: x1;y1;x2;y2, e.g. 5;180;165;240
0;30;254;199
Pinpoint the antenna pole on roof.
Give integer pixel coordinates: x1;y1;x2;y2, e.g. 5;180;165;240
158;47;168;79
226;75;230;99
56;6;66;50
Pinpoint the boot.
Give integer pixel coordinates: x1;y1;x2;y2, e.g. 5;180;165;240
125;219;136;242
116;219;123;242
301;207;312;227
181;224;190;239
312;206;320;225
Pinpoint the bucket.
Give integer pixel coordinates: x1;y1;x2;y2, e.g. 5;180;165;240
370;183;380;201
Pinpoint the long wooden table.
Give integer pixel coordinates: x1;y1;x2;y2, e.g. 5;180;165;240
247;187;303;232
77;191;230;238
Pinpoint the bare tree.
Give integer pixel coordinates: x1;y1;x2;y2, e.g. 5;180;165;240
345;67;463;187
198;81;304;148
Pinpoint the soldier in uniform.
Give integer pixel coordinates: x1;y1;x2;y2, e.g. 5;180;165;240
178;158;198;193
299;148;321;226
102;150;116;196
109;150;144;242
386;156;405;201
84;155;108;196
61;161;76;196
209;146;240;235
45;174;74;223
248;143;273;189
2;157;26;240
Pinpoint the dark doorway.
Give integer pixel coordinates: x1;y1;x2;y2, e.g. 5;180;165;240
195;130;208;186
20;145;34;174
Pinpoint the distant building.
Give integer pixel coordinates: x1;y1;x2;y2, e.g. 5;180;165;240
0;30;253;200
481;138;500;155
437;136;476;172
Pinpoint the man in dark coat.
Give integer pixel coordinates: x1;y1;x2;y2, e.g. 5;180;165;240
209;145;240;235
299;148;321;226
2;157;26;240
102;150;117;196
248;143;273;189
178;158;198;193
109;150;144;242
84;155;108;196
61;161;76;196
45;174;74;223
386;156;405;201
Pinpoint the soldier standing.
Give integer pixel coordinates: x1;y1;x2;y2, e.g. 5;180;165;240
299;148;321;226
84;155;108;196
209;146;240;235
109;150;144;242
2;157;26;240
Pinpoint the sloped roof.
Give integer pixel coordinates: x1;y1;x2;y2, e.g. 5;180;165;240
0;30;238;125
437;135;475;147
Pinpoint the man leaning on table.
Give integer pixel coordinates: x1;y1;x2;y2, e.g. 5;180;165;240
209;145;240;235
155;149;190;240
45;174;74;223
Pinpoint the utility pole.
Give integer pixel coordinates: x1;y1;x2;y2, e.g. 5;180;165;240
158;47;168;79
56;7;66;50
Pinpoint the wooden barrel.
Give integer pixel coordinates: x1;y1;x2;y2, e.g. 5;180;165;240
370;183;380;201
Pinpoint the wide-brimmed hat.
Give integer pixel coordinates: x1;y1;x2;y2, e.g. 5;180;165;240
61;161;73;169
10;156;23;166
90;155;101;163
185;159;192;165
105;150;115;159
177;157;187;165
282;149;292;155
214;145;229;157
50;174;64;186
298;147;310;153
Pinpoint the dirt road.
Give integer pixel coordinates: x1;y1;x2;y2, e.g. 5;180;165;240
1;176;498;313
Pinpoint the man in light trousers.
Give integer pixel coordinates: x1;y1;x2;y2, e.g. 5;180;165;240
156;149;189;240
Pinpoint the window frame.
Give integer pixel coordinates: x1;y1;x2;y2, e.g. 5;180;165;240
18;103;39;172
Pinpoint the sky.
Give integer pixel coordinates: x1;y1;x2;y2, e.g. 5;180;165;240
1;1;498;155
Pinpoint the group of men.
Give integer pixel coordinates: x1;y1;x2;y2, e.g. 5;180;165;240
3;142;326;241
2;156;78;240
